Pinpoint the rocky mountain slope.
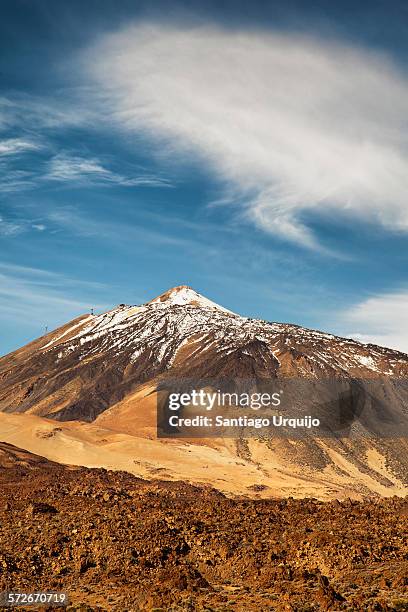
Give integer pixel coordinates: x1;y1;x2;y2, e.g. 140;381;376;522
1;285;407;421
0;285;408;499
0;441;63;471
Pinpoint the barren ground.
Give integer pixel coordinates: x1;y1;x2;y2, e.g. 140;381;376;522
0;442;407;611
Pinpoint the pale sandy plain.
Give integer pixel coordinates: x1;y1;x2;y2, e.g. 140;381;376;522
0;383;406;500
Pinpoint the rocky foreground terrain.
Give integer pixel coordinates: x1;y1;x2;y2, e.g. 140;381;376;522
0;443;407;612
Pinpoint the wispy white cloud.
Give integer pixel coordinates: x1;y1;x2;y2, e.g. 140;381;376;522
84;23;408;249
0;262;59;278
0;94;172;193
343;290;408;354
46;206;193;248
44;205;314;299
0;215;47;236
0;216;25;236
0;263;108;337
46;153;172;187
0;137;40;194
0;138;42;156
0;137;41;194
0;94;93;132
0;262;107;290
0;169;36;193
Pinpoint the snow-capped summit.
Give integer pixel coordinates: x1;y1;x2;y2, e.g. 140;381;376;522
150;285;233;313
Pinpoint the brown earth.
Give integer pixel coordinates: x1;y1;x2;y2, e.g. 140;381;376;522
0;443;407;611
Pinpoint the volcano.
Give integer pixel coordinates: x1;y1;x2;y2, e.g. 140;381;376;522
0;285;407;499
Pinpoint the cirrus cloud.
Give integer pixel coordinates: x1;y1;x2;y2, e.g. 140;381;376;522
0;138;42;156
344;290;408;354
46;153;172;187
84;23;408;249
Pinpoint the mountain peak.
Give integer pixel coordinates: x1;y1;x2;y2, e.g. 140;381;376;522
149;285;233;313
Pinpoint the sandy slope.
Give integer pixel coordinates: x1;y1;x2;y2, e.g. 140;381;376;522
0;411;406;500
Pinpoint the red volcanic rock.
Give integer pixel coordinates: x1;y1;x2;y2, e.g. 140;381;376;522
0;445;406;611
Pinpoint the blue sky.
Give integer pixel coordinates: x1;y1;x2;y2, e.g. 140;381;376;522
1;0;408;354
